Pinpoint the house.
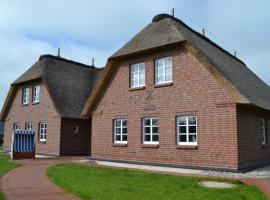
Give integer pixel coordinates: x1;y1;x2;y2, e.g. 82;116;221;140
82;14;270;172
1;55;102;156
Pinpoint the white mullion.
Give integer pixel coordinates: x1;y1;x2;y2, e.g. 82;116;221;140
150;119;153;142
186;117;189;143
120;120;123;142
162;61;166;83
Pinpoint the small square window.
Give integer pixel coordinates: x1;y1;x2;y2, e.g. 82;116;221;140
142;118;159;145
130;63;145;88
155;57;173;84
113;119;128;144
177;116;197;146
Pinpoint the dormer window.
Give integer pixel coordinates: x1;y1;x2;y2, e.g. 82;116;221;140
130;63;145;88
22;88;29;105
33;85;40;103
155;57;172;84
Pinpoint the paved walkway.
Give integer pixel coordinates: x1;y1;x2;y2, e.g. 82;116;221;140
242;179;270;199
1;157;81;200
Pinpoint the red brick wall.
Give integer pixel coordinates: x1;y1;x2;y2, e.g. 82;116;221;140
60;118;91;155
91;47;239;170
3;81;61;155
237;105;270;170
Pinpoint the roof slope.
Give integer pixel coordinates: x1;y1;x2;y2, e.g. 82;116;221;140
2;55;102;120
111;14;270;111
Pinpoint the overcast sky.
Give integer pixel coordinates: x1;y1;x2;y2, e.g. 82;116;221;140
0;0;270;109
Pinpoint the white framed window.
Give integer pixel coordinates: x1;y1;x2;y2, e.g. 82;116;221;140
25;122;32;130
13;123;20;130
130;63;145;88
177;116;197;145
155;57;172;84
39;122;47;142
33;85;40;103
260;118;266;145
143;118;159;145
22;88;29;105
114;119;127;144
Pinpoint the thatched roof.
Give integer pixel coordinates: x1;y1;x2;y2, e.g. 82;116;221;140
82;14;270;116
1;55;103;120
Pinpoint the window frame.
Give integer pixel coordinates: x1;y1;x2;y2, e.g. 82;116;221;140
13;123;20;131
39;122;47;142
130;62;145;88
113;119;128;144
33;85;40;103
142;117;159;145
155;57;173;85
260;118;267;145
25;122;32;130
177;116;197;146
22;88;30;105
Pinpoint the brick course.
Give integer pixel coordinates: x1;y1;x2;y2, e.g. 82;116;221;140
91;46;240;170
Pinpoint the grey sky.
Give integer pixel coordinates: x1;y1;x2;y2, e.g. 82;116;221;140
0;0;270;109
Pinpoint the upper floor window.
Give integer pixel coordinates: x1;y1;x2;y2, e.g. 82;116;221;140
177;116;197;145
22;88;29;105
33;85;40;103
260;118;266;145
143;118;159;145
130;63;145;88
155;57;172;84
113;119;127;144
39;122;47;142
25;122;32;130
13;123;20;131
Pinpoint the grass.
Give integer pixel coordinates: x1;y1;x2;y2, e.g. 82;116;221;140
47;164;267;200
0;153;20;200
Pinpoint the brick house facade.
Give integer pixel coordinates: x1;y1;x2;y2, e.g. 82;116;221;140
82;14;270;172
1;55;101;156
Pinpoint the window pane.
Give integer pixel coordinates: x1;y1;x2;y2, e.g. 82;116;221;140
116;128;121;134
153;127;159;134
139;78;145;86
179;126;187;133
152;119;159;126
115;120;121;127
144;119;151;126
132;73;139;80
139;71;145;79
152;135;159;142
165;58;172;66
189;135;197;142
180;135;187;142
178;117;186;125
122;120;127;127
131;80;137;87
157;76;163;83
131;65;138;72
122;128;127;134
144;127;151;134
156;60;163;68
165;73;172;82
139;63;145;71
189;126;196;133
116;135;121;141
157;67;164;76
188;117;196;125
122;135;127;141
144;135;151;142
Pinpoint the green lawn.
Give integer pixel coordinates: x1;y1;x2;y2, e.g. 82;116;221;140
0;153;20;200
47;164;267;200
